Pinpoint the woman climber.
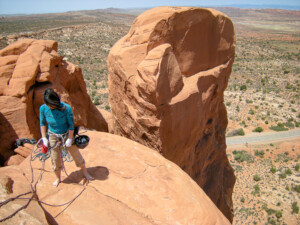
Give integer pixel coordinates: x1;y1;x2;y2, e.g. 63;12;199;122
39;88;94;187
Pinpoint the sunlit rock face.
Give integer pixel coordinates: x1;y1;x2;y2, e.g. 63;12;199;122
0;131;230;225
108;6;236;221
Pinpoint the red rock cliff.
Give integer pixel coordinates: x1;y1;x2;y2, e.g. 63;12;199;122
0;39;108;164
108;6;236;221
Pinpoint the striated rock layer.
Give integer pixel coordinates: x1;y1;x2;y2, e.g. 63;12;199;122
0;131;230;225
0;39;108;164
108;6;236;221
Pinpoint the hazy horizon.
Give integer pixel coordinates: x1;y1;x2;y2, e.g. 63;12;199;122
0;0;300;15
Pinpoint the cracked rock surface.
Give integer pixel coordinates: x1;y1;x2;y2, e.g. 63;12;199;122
0;131;230;225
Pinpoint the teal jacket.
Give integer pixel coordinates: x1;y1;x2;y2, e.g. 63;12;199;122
39;102;74;134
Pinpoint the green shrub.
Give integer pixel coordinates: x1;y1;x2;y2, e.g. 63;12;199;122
285;168;292;175
253;184;260;195
293;185;300;193
270;166;276;173
249;109;255;115
253;174;261;181
292;202;299;214
237;128;245;136
240;85;247;91
275;153;291;163
227;128;245;137
269;125;288;131
263;204;283;221
255;150;265;158
93;96;101;105
233;150;254;163
240;197;245;203
267;218;276;225
295;164;300;171
279;173;286;179
284;122;295;128
275;211;282;219
253;127;263;133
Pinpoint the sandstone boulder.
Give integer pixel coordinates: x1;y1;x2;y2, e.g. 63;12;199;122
108;6;235;221
0;131;230;225
0;39;108;164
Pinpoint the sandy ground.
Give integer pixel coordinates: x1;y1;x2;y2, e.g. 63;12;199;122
227;136;300;225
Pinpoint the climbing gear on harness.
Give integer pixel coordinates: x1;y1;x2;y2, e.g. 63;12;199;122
31;140;51;162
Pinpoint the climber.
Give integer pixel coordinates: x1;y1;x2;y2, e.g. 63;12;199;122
39;88;94;187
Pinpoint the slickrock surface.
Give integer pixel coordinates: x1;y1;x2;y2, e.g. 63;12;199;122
0;39;108;164
0;131;230;225
108;6;236;221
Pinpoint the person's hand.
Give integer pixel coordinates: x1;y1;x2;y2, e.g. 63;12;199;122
65;138;72;147
42;137;48;147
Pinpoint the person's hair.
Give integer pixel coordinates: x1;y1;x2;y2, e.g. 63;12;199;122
43;88;62;109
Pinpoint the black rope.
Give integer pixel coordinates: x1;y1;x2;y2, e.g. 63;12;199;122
15;187;86;208
0;196;34;223
0;191;31;207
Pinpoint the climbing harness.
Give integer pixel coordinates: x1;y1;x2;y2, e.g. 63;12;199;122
31;132;73;164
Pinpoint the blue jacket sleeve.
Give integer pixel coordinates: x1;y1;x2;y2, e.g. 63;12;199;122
66;105;75;130
39;105;46;126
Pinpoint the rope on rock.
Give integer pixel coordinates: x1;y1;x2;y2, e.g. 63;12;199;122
0;139;87;223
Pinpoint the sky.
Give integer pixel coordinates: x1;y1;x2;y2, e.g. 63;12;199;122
0;0;299;15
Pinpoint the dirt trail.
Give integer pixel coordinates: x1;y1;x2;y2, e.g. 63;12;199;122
226;128;300;146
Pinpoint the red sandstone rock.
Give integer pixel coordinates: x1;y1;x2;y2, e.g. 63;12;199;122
0;131;230;225
13;143;32;158
108;6;235;221
0;167;48;224
0;39;108;164
4;154;25;166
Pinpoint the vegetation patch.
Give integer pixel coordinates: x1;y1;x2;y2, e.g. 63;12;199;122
233;150;254;163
